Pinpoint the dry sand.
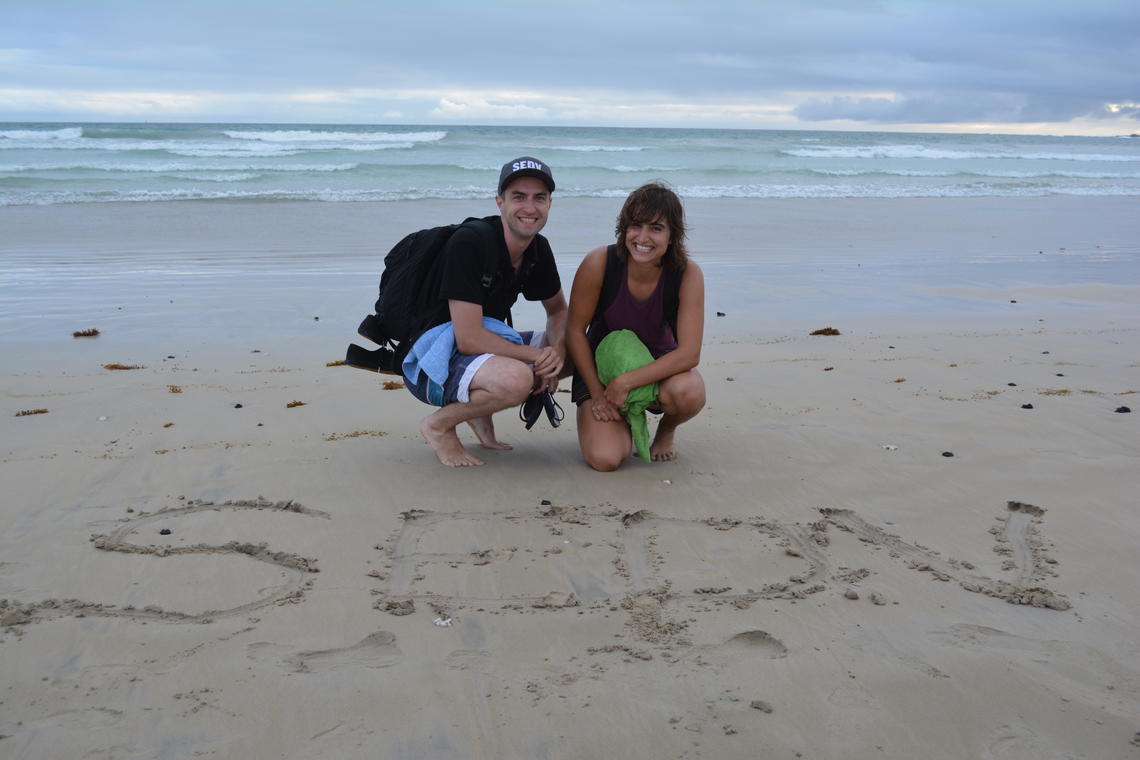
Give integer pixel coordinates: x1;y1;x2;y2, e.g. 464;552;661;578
1;197;1139;759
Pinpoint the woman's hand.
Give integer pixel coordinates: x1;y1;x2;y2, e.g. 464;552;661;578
602;375;632;410
589;396;622;423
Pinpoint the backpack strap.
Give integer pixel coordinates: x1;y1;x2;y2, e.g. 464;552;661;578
595;245;624;330
463;216;514;327
661;262;683;336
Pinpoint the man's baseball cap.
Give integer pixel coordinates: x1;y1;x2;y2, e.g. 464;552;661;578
498;156;555;195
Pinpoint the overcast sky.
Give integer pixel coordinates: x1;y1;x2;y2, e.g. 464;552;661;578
3;0;1138;135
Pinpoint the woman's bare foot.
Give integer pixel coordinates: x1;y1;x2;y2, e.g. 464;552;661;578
467;416;513;450
650;427;678;462
421;417;484;467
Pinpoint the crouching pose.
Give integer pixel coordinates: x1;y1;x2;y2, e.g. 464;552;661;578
565;183;706;471
404;157;567;467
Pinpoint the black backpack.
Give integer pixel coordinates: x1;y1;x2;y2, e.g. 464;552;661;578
345;216;502;374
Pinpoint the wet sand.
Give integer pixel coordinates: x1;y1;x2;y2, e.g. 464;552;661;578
1;196;1138;759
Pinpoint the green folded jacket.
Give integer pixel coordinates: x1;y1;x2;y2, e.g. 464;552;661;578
594;330;660;461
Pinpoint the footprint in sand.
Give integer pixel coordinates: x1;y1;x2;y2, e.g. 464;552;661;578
685;629;789;667
247;630;402;673
722;630;789;658
445;648;493;672
983;721;1074;760
933;623;1139;698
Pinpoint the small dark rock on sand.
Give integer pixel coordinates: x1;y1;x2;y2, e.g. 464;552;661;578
1116;406;1132;413
234;403;243;409
1022;404;1034;409
810;327;841;336
942;451;954;457
159;529;172;535
716;311;726;317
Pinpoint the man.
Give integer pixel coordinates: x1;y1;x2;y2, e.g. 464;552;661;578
403;157;567;467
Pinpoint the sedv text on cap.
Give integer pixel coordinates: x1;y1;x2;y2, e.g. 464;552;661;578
498;157;555;195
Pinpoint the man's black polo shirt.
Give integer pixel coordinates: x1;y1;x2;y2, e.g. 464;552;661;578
425;216;561;330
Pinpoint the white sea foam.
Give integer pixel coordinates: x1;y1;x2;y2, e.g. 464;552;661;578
3;123;1137;205
223;129;446;143
0;127;83;141
808;167;1140;179
784;144;1140;162
165;172;262;182
668;183;1140;199
0;135;417;157
173;142;418;157
610;165;683;173
0;184;494;206
552;145;647;152
810;168;957;178
5;181;1139;206
0;161;358;173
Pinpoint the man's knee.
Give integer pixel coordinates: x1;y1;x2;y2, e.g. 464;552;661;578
473;358;532;405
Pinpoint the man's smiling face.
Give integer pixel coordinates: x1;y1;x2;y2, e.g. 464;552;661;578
496;176;551;246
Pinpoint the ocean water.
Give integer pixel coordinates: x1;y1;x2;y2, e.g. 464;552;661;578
2;122;1140;206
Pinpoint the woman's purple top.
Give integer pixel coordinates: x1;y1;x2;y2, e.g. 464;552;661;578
589;260;678;358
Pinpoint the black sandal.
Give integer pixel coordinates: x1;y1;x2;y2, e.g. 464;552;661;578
542;391;564;428
520;391;563;430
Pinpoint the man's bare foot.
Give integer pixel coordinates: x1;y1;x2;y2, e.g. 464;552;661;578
650;428;678;462
421;418;485;467
467;416;512;450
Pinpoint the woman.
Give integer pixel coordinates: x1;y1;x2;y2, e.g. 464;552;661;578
566;183;706;471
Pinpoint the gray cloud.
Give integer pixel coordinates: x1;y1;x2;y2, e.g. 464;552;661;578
1;0;1138;131
793;91;1122;125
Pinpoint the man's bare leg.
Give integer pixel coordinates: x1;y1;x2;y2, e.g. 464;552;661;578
421;415;484;466
467;416;512;450
420;357;532;467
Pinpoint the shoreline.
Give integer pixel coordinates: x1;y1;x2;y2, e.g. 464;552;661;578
2;195;1138;348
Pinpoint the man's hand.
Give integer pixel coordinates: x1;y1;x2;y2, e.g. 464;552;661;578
532;345;564;392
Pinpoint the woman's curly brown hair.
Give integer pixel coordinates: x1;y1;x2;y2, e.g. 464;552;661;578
614;182;689;272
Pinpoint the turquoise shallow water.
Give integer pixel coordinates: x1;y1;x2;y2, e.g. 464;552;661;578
3;122;1140;206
